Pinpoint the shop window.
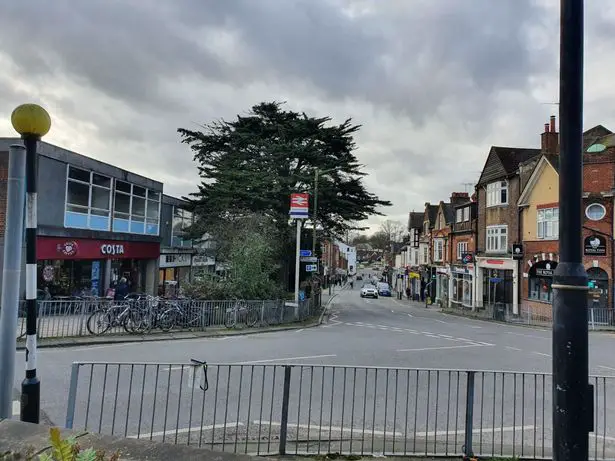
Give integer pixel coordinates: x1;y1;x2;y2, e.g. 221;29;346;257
112;182;161;235
528;261;557;303
172;207;194;247
65;166;111;231
486;225;507;253
486;181;508;207
537;207;558;239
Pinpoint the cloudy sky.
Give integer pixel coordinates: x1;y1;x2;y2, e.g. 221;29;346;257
1;0;614;231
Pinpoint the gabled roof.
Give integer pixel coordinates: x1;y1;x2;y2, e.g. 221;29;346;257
583;125;612;150
518;154;559;206
441;203;454;224
408;211;424;230
426;204;439;226
477;146;541;185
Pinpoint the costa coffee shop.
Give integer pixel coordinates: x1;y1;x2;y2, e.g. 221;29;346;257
0;138;163;298
37;237;160;297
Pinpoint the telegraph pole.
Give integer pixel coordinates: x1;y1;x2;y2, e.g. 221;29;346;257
552;1;592;460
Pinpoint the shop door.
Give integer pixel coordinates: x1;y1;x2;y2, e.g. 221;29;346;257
587;267;609;311
482;269;513;308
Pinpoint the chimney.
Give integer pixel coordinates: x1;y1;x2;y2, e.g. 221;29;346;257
541;116;559;154
450;192;470;207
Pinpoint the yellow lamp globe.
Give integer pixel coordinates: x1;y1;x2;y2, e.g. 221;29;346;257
11;104;51;138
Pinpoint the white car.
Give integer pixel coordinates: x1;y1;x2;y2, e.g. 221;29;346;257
360;284;378;299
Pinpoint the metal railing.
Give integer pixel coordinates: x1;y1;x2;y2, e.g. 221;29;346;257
64;363;615;459
446;303;615;330
12;295;323;340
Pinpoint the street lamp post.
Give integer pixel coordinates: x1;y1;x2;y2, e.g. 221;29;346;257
552;1;592;460
11;103;51;424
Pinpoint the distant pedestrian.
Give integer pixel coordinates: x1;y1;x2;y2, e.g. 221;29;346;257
406;287;411;300
114;277;129;300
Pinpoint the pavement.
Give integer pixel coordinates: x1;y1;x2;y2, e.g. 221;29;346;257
11;280;615;458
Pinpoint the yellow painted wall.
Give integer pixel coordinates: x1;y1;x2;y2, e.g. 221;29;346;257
522;161;559;240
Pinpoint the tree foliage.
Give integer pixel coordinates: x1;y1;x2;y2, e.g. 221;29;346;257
178;102;391;238
183;213;283;300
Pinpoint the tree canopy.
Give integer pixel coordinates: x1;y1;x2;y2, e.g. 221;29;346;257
178;102;391;237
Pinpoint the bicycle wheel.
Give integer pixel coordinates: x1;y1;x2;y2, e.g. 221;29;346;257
87;309;112;335
225;309;237;329
124;307;152;334
158;308;178;332
246;306;260;327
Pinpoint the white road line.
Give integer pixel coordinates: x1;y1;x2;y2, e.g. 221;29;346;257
421;331;434;335
294;329;305;333
598;365;615;372
12;400;19;416
507;331;549;340
397;344;488;353
432;319;449;324
253;420;403;437
407;313;413;317
438;334;453;338
506;346;522;351
469;325;482;329
532;351;551;357
232;354;337;364
417;425;536;438
129;421;244;439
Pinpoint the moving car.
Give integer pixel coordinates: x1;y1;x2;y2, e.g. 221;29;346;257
360;283;378;299
377;282;392;297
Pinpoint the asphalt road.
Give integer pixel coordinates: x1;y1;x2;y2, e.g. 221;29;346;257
18;282;615;458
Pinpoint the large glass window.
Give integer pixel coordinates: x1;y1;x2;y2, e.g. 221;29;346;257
112;181;160;235
528;261;557;303
433;238;444;262
64;166;111;230
537;207;558;239
486;225;507;253
486;181;508;207
457;241;468;260
172;207;193;247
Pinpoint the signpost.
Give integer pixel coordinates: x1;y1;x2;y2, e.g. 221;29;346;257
289;193;309;304
305;264;318;272
300;250;312;258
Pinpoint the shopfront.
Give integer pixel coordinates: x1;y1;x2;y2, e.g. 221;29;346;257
451;265;473;309
476;257;519;314
158;251;193;296
435;267;450;307
527;260;557;304
587;267;609;310
37;236;160;297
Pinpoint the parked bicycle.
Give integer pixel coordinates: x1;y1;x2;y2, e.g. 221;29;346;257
225;300;260;329
86;300;149;335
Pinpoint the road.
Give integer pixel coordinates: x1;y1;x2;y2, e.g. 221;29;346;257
20;283;615;458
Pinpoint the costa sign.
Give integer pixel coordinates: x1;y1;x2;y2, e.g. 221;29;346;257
101;244;125;255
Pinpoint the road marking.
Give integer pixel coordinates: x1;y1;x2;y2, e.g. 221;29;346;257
432;319;449;324
232;354;337;364
506;346;522;351
532;351;551;357
129;421;244;439
598;365;615;372
469;325;482;329
397;344;488;352
507;332;549;340
438;334;453;338
591;433;615;442
407;313;413;317
294;329;305;333
12;400;19;416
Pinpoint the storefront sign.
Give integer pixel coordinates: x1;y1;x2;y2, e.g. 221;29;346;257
461;253;474;264
584;235;606;256
192;255;215;266
535;268;553;277
101;244;125;255
512;244;523;260
38;237;160;260
42;265;54;282
160;253;192;268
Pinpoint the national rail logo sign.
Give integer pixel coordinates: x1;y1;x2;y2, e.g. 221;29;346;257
289;193;309;219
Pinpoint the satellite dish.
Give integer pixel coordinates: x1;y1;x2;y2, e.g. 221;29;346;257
587;143;606;153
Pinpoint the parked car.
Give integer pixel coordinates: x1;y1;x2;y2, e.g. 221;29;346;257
356;275;363;281
377;282;392;297
360;283;378;299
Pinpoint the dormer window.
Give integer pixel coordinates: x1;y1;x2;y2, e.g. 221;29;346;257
486;181;508;207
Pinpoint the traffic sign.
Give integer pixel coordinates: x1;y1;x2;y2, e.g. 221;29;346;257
289;193;309;219
301;256;318;263
305;264;318;272
300;250;312;257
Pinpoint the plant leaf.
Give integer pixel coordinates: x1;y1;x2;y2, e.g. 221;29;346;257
48;427;75;461
76;448;97;461
38;453;54;461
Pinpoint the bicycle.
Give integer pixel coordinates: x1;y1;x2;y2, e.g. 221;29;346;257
225;300;259;329
86;301;147;335
156;298;210;332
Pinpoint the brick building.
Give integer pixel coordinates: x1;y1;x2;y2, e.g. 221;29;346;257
475;140;541;312
518;119;615;316
450;198;477;308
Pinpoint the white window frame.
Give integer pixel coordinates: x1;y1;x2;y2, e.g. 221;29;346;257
463;206;470;221
537;207;559;240
486;225;508;253
433;238;444;262
456;209;463;223
112;181;161;235
585;203;606;221
486;181;508;207
64;165;112;231
457;241;468;260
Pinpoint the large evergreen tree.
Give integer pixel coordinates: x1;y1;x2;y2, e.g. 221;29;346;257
178;102;390;238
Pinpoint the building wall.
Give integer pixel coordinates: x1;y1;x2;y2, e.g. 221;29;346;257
160;202;174;247
38;156;69;228
521;163;559;241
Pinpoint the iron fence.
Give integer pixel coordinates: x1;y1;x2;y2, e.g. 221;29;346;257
446;303;615;331
12;295;322;340
64;363;615;459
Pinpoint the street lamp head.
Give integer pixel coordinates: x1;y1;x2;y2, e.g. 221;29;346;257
11;104;51;138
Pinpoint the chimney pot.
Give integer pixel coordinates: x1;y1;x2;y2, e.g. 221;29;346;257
544;123;550;133
550;115;556;133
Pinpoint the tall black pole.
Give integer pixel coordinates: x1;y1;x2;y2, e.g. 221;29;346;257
21;134;40;423
552;1;591;460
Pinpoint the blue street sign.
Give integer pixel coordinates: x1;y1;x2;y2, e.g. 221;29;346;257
300;250;312;257
305;264;318;272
